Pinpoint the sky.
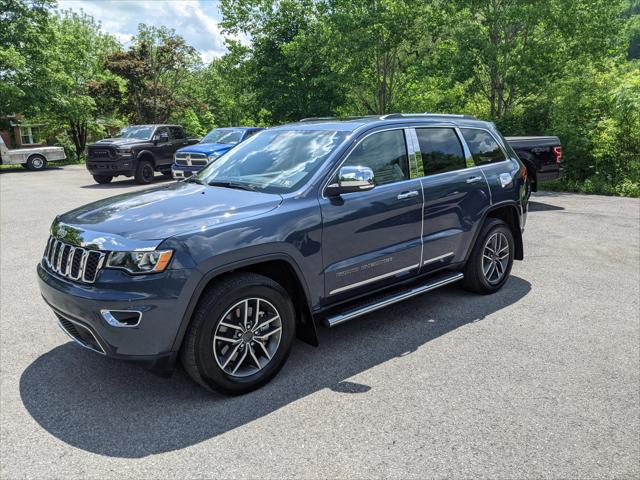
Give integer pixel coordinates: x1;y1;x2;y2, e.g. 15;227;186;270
56;0;230;63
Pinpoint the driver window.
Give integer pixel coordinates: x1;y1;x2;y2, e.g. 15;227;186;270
156;127;169;141
342;130;409;185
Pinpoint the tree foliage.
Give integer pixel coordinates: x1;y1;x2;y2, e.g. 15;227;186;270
0;0;638;195
105;25;201;124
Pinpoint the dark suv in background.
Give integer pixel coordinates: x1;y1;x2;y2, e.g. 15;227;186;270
86;124;199;184
39;113;529;395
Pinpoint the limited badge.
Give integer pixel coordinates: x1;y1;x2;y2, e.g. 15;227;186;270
57;225;67;238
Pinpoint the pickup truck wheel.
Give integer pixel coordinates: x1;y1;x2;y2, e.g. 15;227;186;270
26;154;47;171
134;159;155;184
461;219;514;294
180;272;295;395
92;175;113;184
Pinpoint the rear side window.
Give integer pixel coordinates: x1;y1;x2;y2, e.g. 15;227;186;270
460;128;506;165
343;130;409;185
244;129;260;139
415;128;466;175
170;126;185;139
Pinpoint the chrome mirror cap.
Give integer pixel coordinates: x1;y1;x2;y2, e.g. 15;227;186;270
326;165;375;196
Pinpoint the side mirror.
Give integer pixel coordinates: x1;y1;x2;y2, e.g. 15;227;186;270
325;166;375;197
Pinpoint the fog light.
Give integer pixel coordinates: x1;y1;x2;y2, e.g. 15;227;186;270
100;309;142;327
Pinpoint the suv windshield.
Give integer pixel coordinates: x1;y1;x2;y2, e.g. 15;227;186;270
201;129;244;145
196;129;348;193
116;126;155;140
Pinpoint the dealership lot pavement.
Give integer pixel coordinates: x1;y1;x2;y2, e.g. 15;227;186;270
1;165;639;479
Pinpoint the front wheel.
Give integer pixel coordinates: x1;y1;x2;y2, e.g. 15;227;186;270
26;154;47;171
134;159;155;184
461;218;515;294
180;272;296;395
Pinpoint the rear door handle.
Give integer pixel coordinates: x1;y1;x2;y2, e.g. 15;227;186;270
397;190;419;200
466;176;483;183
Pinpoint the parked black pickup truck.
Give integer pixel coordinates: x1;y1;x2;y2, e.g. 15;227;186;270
505;136;562;191
86;125;199;185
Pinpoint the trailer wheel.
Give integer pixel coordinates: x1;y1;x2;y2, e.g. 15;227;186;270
26;154;47;171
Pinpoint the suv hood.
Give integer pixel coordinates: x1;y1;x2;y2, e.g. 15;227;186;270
91;138;148;147
56;181;282;246
177;142;234;156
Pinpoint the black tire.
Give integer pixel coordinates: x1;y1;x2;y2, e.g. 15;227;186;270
180;272;296;395
92;174;113;184
461;218;515;294
134;159;155;184
26;154;47;171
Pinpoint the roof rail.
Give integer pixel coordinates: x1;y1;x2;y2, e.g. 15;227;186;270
380;112;477;120
298;116;341;122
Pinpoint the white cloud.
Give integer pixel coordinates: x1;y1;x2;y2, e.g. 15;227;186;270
56;0;230;62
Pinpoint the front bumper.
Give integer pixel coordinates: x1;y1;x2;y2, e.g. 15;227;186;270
37;262;197;372
171;163;206;179
87;157;135;176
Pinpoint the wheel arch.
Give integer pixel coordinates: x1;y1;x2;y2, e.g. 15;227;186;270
485;203;523;260
172;254;318;353
466;202;524;262
136;150;156;166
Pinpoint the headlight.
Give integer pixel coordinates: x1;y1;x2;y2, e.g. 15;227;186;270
105;250;173;274
116;148;133;158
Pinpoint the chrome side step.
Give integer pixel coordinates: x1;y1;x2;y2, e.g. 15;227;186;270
323;272;464;327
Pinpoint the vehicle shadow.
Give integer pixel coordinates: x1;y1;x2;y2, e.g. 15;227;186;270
0;166;64;174
20;276;531;458
80;176;175;189
528;201;565;212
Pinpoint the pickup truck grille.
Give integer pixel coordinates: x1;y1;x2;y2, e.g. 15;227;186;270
175;152;208;167
88;146;116;159
42;236;106;283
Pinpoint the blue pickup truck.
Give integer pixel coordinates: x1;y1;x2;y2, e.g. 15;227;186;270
171;127;263;179
38;114;529;394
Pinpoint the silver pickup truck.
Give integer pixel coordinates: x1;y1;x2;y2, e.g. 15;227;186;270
0;136;66;170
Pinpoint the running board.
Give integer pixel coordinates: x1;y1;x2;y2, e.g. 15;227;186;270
323;272;464;327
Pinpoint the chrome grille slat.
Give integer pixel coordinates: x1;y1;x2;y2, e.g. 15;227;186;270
42;236;105;284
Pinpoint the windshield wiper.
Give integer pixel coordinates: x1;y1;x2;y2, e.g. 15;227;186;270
208;181;259;192
186;176;205;185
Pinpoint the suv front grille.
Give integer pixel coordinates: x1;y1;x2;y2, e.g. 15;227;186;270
88;146;115;159
43;236;106;283
175;152;209;166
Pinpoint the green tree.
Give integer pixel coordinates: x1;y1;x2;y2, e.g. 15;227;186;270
106;24;201;123
41;9;121;159
0;0;54;115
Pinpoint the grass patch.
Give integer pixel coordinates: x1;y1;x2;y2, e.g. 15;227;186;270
540;178;640;198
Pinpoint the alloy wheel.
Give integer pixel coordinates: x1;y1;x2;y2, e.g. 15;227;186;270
482;232;509;284
212;298;282;378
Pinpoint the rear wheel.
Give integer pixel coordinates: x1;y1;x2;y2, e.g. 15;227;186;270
461;218;514;294
92;174;113;184
26;154;47;171
134;159;155;184
181;272;295;395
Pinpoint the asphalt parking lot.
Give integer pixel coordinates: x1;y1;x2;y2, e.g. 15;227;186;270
1;164;639;479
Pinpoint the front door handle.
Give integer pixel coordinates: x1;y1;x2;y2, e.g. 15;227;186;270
466;175;483;183
397;190;419;200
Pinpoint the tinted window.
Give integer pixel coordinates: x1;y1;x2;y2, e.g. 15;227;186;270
460;128;506;165
244;129;260;139
416;128;466;175
343;130;409;185
170;126;185;139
